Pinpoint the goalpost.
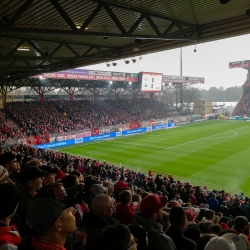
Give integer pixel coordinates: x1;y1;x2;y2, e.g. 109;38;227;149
146;120;171;133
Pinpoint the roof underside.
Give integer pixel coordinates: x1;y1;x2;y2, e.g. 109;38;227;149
0;0;249;90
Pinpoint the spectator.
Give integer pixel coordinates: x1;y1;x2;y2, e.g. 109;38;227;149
232;202;244;218
82;194;118;249
18;185;85;250
167;206;196;250
0;183;21;250
233;216;248;235
16;166;48;218
61;175;80;189
174;195;183;206
220;233;248;250
39;165;58;186
116;190;135;225
0;153;20;184
98;224;137;250
220;201;230;217
208;193;219;212
132;195;176;250
204;236;237;250
0;166;9;184
219;217;230;230
196;234;217;250
207;224;222;235
89;184;108;197
188;190;197;206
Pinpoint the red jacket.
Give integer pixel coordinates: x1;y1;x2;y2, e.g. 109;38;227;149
0;223;21;250
188;195;197;206
116;203;135;225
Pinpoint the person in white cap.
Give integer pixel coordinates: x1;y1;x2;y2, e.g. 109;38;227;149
204;237;237;250
220;233;248;250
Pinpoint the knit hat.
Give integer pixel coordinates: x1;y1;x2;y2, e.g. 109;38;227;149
0;165;8;182
39;165;58;176
140;195;168;218
220;233;247;250
115;181;128;190
0;183;21;220
205;237;236;250
0;152;16;166
186;209;196;222
171;202;181;208
26;185;84;235
17;166;48;183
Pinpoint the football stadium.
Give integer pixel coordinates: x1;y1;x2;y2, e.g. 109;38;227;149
1;1;250;250
52;120;250;195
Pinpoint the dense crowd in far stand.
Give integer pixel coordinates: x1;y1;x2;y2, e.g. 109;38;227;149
5;98;190;138
0;143;250;250
236;92;250;116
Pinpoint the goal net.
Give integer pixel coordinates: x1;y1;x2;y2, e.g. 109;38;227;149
147;120;171;133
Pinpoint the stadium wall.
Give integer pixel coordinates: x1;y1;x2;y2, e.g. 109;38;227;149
32;123;175;149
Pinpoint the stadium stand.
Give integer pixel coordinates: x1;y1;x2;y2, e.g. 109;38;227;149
0;143;249;250
4;99;183;138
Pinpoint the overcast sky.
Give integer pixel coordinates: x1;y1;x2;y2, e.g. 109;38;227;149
80;34;250;90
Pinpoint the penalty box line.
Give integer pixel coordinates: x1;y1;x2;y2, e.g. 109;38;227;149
111;126;249;151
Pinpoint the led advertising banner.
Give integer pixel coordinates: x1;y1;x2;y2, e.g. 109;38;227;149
140;72;162;92
229;60;250;69
162;76;204;84
33;69;138;82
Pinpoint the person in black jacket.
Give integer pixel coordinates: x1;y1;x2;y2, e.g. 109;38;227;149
167;206;196;250
231;201;244;218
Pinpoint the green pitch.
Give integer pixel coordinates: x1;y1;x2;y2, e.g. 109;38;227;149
52;120;250;195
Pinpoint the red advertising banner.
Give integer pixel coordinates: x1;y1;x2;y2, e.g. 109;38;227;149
229;60;250;69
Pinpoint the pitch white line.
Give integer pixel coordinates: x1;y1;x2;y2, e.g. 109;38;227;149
112;126;249;150
153;128;194;137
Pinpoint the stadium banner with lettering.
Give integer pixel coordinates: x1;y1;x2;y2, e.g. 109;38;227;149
33;123;175;149
162;75;204;84
228;116;250;120
50;132;91;142
33;139;76;149
32;69;138;82
229;60;250;69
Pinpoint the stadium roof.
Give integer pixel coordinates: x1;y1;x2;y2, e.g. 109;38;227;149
0;0;250;90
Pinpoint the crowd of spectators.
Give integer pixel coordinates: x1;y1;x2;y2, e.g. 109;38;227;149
5;100;131;137
236;92;250;116
5;99;188;138
0;115;21;141
0;143;250;250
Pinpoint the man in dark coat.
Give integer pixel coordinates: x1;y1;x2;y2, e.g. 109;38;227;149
167;206;196;250
81;194;118;249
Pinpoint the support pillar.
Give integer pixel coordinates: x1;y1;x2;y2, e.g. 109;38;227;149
133;93;137;102
69;93;74;102
2;92;6;108
115;93;119;102
68;87;74;102
94;93;99;103
38;87;44;104
150;92;154;100
180;83;183;104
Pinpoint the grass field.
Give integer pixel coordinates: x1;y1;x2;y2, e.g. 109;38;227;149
52;120;250;195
